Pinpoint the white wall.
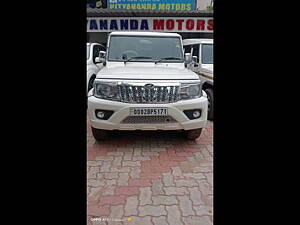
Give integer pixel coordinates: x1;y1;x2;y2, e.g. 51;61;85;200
196;0;213;10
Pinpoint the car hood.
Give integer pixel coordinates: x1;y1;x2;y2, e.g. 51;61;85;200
202;64;213;73
97;65;199;80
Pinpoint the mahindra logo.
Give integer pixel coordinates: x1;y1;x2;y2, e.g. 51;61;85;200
144;83;154;89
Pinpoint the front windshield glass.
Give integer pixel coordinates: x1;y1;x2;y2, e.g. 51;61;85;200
87;45;90;60
108;36;184;62
202;44;213;64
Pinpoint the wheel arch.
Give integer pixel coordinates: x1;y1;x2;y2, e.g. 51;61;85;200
202;81;213;91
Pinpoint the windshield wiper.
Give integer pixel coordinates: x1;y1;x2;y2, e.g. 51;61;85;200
124;56;152;64
155;57;182;64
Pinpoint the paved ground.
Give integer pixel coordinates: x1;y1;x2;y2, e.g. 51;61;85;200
87;117;213;225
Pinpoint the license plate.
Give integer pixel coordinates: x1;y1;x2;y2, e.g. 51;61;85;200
130;108;168;116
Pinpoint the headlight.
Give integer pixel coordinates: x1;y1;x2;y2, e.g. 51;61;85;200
93;81;119;101
180;82;202;100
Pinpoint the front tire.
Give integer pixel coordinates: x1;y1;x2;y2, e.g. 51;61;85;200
205;88;213;120
184;128;202;140
91;127;109;141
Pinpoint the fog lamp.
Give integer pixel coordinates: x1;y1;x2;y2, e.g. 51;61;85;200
96;111;105;119
193;110;201;118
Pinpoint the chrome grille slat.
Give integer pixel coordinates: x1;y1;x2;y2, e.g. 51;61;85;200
118;84;180;104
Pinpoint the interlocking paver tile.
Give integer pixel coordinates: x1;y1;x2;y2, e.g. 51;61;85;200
197;179;213;195
128;179;151;187
162;172;175;186
138;205;167;216
205;172;213;187
110;167;131;173
188;187;204;205
107;205;124;225
115;186;140;196
124;195;139;216
122;161;141;167
182;215;212;225
175;179;198;187
164;187;189;195
88;179;105;187
139;187;152;205
88;161;102;167
130;167;141;179
166;205;184;225
129;216;152;225
88;167;100;179
171;166;184;178
100;162;111;173
117;173;129;186
112;156;123;166
151;179;164;195
178;195;195;216
152;195;178;205
152;216;169;225
104;172;118;179
193;205;213;217
183;172;206;180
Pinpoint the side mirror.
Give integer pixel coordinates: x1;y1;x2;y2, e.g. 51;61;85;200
192;56;198;63
99;51;106;58
96;51;106;63
184;53;192;63
95;57;101;63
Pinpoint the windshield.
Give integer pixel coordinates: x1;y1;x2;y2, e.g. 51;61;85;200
108;36;184;62
202;44;213;64
86;45;90;60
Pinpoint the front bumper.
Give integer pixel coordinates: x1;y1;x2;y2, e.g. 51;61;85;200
88;96;208;131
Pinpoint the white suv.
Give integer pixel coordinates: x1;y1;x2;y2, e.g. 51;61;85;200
183;39;213;120
88;32;208;140
87;42;106;92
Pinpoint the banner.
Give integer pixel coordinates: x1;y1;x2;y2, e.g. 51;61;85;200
87;17;213;33
108;0;196;11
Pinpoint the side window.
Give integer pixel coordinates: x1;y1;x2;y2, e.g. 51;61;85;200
192;44;200;63
183;45;192;54
93;45;101;63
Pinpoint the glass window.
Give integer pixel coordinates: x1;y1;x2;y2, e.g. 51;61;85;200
202;44;213;64
183;45;192;54
192;44;200;63
108;36;184;62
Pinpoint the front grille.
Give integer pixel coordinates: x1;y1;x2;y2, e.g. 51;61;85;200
118;84;180;103
122;116;177;124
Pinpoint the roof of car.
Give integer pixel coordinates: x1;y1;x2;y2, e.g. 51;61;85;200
86;42;105;47
182;39;213;45
109;31;181;37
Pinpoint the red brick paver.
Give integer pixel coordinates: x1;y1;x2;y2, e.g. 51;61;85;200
87;116;213;225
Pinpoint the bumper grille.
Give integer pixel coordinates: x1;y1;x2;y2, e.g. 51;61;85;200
122;116;177;124
118;84;180;103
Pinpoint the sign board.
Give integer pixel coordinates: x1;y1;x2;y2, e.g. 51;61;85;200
87;17;213;33
108;0;196;11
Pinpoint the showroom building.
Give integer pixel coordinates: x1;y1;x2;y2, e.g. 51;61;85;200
87;0;213;46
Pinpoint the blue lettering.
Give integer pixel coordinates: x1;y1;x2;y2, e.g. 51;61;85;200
99;20;108;30
120;20;129;30
130;20;138;30
90;19;98;30
110;20;118;30
140;20;149;30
